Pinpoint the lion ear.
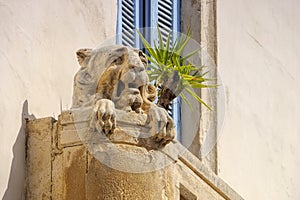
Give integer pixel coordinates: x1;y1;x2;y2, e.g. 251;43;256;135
76;48;92;67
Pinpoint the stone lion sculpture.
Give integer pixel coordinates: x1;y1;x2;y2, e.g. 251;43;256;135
72;45;175;145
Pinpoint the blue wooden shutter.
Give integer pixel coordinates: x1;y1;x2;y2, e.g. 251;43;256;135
149;0;180;42
149;0;181;137
117;0;141;48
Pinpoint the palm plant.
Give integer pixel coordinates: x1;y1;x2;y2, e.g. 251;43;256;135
137;27;216;111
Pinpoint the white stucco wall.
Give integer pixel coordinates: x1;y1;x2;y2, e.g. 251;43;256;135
0;0;117;199
217;0;300;199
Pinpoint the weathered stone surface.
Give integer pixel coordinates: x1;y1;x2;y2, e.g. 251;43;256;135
52;149;64;200
52;141;87;199
25;117;55;200
25;115;243;199
63;146;86;199
86;154;171;200
181;0;219;173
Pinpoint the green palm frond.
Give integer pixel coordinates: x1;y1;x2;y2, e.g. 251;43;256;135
137;26;216;110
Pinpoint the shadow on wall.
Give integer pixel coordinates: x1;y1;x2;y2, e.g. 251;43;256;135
2;100;35;200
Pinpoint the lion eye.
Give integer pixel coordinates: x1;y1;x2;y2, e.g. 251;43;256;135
113;57;123;65
138;51;144;57
128;65;135;69
138;51;147;65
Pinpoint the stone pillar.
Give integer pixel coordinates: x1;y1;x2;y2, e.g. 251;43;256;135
87;149;172;199
79;109;176;199
25;117;56;199
25;110;176;199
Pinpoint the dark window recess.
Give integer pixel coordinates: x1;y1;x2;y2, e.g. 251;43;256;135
180;184;197;200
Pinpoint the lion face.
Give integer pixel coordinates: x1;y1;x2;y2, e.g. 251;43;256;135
94;46;150;99
117;48;149;89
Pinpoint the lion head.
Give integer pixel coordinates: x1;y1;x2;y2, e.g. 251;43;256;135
72;45;156;112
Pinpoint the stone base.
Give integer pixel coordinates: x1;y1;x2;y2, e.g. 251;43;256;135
25;111;243;200
87;156;173;199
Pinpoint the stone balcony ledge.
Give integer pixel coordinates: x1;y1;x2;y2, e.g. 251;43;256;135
26;109;243;200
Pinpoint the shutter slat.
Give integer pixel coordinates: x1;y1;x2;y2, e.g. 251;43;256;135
159;27;171;39
122;23;135;35
158;17;172;29
158;1;173;15
119;0;139;47
123;0;134;8
122;16;135;29
123;29;135;40
159;0;172;8
158;10;173;23
122;34;134;46
122;5;134;18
